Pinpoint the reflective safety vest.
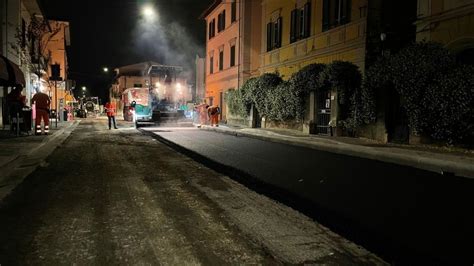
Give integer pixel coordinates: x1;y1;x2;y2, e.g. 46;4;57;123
105;102;116;117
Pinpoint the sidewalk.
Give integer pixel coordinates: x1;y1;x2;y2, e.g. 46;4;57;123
0;120;80;202
200;124;474;178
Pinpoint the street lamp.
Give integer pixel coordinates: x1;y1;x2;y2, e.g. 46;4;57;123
142;4;157;21
103;67;109;73
82;86;86;91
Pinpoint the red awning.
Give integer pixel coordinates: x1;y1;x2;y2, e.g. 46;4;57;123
0;55;26;87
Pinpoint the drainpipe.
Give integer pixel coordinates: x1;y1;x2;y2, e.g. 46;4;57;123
237;0;242;90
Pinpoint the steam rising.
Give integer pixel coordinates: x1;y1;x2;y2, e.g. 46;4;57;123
133;3;203;82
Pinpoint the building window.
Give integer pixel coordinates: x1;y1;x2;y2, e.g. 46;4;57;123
210;56;214;74
218;10;226;32
231;1;237;23
209;18;216;39
230;45;236;67
322;0;351;32
219;50;224;71
290;2;311;43
266;17;282;52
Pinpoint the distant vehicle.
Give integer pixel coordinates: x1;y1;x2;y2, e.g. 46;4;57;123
76;109;87;118
123;88;153;128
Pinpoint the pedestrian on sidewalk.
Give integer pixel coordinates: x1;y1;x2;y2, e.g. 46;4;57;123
31;89;50;135
6;85;26;133
208;105;221;127
105;101;118;130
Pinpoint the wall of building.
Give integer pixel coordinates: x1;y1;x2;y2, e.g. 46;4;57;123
195;55;206;101
416;0;474;58
204;0;261;122
45;21;71;112
260;0;367;79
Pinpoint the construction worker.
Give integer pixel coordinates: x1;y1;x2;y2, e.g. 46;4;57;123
32;90;51;135
194;101;209;127
207;105;221;127
105;101;118;129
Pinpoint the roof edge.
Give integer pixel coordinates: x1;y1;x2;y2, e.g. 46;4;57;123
198;0;222;20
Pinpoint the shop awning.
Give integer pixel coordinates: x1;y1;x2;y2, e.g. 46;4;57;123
0;55;26;87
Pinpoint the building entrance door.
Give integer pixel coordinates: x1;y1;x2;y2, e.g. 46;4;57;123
316;90;331;135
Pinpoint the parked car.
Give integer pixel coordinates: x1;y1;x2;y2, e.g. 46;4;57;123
76;109;87;118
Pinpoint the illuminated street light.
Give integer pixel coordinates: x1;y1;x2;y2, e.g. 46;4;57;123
103;67;109;72
142;4;156;21
82;86;86;91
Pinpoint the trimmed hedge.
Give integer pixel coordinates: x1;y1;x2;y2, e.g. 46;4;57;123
423;65;474;144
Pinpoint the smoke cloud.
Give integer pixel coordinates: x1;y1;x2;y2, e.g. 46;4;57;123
132;4;203;82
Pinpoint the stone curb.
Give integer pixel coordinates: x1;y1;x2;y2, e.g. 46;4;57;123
200;126;474;179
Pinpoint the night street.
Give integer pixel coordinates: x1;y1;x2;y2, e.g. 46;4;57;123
0;119;385;265
142;126;474;264
1;0;473;264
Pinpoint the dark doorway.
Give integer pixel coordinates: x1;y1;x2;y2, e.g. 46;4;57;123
386;86;409;143
316;90;331;135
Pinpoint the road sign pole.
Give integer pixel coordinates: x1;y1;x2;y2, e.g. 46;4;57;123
55;80;58;128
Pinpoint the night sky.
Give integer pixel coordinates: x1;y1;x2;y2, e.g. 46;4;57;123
41;0;214;101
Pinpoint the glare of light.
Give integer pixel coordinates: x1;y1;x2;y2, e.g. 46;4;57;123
103;67;109;72
82;86;86;91
155;82;161;88
175;83;181;89
142;5;156;20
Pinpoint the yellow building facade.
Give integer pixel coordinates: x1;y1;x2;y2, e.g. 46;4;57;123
416;0;474;64
259;0;368;134
260;0;367;78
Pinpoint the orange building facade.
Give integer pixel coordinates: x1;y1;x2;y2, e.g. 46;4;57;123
44;20;72;112
201;0;261;122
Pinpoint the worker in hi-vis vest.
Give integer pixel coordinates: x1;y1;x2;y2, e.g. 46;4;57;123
32;90;51;135
105;101;118;130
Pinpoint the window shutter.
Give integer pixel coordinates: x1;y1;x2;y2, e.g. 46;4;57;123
341;0;351;24
276;17;283;48
266;22;273;51
218;13;222;31
222;10;226;30
212;19;215;36
231;1;236;22
209;22;212;39
322;0;330;31
290;9;297;43
304;2;311;38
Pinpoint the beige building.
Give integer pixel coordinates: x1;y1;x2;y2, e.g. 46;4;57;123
201;0;262;122
416;0;474;64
